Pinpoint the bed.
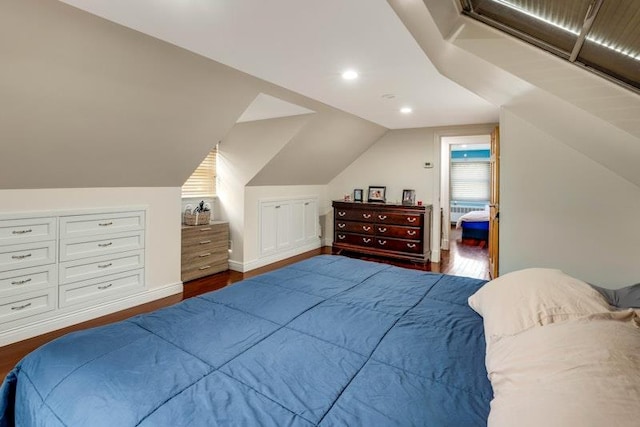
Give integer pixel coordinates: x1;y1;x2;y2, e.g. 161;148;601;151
0;255;492;426
456;210;489;241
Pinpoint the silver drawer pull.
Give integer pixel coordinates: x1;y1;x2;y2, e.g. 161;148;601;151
363;213;371;219
378;227;387;233
11;302;32;311
378;240;387;245
363;238;371;243
198;253;211;258
97;263;113;269
275;205;281;209
98;242;113;247
12;229;33;234
338;223;346;228
98;222;113;227
199;240;212;244
338;211;346;217
363;226;371;231
407;230;417;236
407;243;417;249
200;227;212;231
407;217;417;223
98;283;113;290
199;265;211;270
11;278;32;285
304;202;310;206
378;215;387;220
338;234;346;240
12;253;32;260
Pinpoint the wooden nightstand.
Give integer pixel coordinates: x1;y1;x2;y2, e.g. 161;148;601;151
181;221;229;282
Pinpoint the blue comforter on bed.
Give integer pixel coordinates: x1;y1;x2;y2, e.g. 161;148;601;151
0;255;491;426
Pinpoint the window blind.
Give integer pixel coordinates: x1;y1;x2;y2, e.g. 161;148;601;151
450;161;490;201
182;147;217;198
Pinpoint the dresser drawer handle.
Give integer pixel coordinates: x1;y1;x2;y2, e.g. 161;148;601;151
407;230;417;236
378;215;387;220
200;227;212;231
11;253;32;260
378;240;387;245
12;229;33;235
199;265;211;270
362;226;371;231
337;223;346;228
97;263;113;269
98;283;113;290
199;240;212;244
363;214;372;219
198;253;211;258
378;227;387;233
98;222;113;227
407;243;417;249
338;211;346;217
363;238;371;243
98;242;113;247
11;302;32;311
11;278;32;285
407;217;417;223
337;234;346;240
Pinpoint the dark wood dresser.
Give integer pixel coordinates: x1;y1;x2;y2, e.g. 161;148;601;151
181;221;229;282
332;201;432;263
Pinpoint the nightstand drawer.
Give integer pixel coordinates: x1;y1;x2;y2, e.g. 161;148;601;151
60;211;145;239
0;241;56;272
59;250;144;284
0;264;57;296
0;217;56;246
60;231;144;261
59;269;144;308
0;288;56;325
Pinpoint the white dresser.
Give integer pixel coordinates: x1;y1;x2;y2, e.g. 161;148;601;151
0;208;146;340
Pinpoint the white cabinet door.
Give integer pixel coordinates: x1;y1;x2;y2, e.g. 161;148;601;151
303;199;318;242
291;200;306;247
275;202;291;251
260;201;292;256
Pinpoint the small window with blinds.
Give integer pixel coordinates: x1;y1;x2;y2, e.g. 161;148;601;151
450;161;490;202
182;147;217;198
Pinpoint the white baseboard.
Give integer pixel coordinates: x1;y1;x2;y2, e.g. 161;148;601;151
431;249;441;263
233;241;322;273
0;282;183;347
322;237;333;247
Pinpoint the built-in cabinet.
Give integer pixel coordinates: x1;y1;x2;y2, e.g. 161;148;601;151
259;197;319;258
0;208;146;341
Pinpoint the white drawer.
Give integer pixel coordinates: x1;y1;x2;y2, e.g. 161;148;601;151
60;231;145;261
0;217;56;246
59;269;144;308
0;288;56;325
0;241;56;272
60;211;144;239
0;264;57;297
59;250;144;285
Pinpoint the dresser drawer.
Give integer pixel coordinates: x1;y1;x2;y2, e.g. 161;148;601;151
59;250;144;285
60;231;145;261
60;211;144;239
0;217;56;246
335;221;375;235
181;260;229;282
335;209;376;222
182;224;228;246
374;212;423;226
59;269;144;308
0;264;57;297
335;232;376;247
374;238;423;254
0;288;56;325
0;241;56;272
375;224;421;239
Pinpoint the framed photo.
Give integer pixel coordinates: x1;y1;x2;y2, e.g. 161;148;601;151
402;189;416;205
353;188;364;202
367;186;386;203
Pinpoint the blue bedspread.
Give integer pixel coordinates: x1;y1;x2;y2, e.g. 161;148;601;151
0;255;491;426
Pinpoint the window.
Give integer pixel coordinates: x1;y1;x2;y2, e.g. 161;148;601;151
450;161;490;201
181;147;217;198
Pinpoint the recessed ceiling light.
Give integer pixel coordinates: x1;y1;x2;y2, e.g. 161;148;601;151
400;107;413;114
341;70;359;80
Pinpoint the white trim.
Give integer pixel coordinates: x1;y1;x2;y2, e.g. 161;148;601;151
0;282;183;346
0;205;149;221
231;240;321;273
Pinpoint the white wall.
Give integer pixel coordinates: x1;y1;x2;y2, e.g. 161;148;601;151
500;109;640;288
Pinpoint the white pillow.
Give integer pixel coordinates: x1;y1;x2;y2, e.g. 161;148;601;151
468;268;610;345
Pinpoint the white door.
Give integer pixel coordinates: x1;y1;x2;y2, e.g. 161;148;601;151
275;201;292;251
260;202;278;256
303;199;318;242
291;200;305;247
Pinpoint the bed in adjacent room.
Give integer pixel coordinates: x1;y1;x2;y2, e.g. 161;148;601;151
0;255;492;426
456;209;490;241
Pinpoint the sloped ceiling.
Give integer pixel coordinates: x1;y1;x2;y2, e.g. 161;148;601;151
0;0;387;189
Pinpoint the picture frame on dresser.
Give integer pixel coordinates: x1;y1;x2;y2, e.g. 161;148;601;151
367;186;386;203
402;189;416;206
353;189;363;202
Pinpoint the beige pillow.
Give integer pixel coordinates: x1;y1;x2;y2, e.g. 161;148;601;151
468;268;610;345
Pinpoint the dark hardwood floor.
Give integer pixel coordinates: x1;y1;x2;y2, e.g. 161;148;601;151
0;240;487;381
